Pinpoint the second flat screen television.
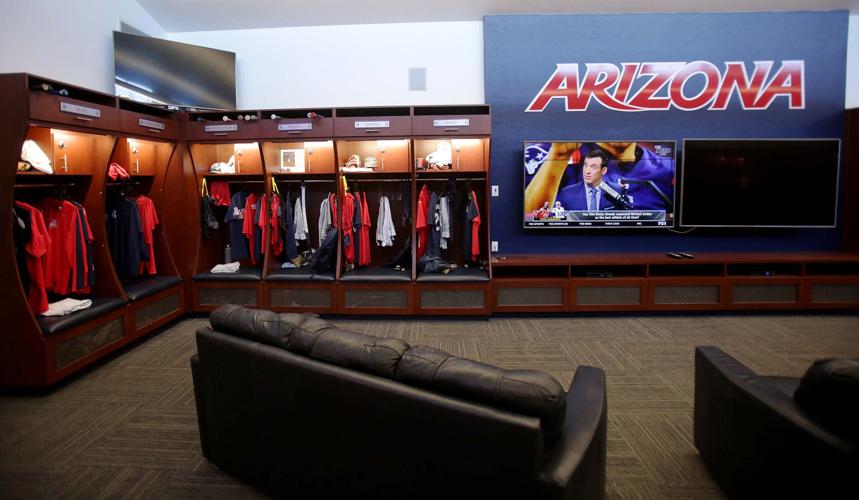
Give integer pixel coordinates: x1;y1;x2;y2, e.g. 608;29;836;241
524;141;676;228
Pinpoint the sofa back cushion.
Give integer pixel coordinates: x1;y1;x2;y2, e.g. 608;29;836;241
289;321;410;379
209;304;302;350
794;358;859;444
396;346;567;438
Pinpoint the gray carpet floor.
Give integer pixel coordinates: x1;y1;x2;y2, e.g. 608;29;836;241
1;313;858;499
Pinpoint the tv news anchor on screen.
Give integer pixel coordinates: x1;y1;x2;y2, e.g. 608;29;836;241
523;141;675;227
555;149;626;211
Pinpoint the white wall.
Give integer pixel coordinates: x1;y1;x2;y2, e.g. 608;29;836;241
169;22;485;109
847;14;859;109
0;0;165;93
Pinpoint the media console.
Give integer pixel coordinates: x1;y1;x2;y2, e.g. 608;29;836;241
491;252;859;312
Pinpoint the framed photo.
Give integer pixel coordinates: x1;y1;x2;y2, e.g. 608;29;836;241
280;148;305;172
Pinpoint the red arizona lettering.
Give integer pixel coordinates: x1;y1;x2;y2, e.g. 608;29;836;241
525;64;584;112
710;61;773;110
613;63;640;103
626;63;684;110
669;61;721;110
753;60;804;109
584;63;641;111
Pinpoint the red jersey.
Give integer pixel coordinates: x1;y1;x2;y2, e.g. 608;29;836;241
15;201;50;314
135;195;159;275
416;185;430;259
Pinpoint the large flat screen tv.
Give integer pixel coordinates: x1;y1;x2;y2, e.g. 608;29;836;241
523;141;676;228
113;31;236;110
680;139;840;228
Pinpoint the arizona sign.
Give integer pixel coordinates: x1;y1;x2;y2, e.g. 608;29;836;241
526;60;804;112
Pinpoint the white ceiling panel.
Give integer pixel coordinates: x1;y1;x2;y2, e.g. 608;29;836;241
137;0;859;33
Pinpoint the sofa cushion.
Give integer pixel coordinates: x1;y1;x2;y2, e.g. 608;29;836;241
794;358;859;444
289;324;410;379
210;305;314;350
396;346;567;438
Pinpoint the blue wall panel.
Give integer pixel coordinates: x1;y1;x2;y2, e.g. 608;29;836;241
484;11;848;254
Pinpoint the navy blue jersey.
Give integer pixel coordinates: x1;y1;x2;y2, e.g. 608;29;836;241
225;191;250;261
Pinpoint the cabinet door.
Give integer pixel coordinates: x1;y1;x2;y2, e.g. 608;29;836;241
52;132;96;175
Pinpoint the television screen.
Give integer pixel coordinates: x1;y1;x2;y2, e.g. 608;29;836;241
523;141;676;228
680;139;840;228
113;31;236;110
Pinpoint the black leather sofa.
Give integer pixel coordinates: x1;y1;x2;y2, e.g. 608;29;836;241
191;305;607;499
694;346;858;499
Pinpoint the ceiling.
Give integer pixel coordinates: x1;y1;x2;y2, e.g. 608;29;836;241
138;0;859;33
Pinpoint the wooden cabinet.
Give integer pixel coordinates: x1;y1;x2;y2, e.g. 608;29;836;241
412;105;491;136
491;253;859;312
187;111;260;141
259;108;335;139
334;107;412;138
119;106;177;140
29;91;119;131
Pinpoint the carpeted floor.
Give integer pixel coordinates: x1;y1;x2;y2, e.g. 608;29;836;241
1;313;858;499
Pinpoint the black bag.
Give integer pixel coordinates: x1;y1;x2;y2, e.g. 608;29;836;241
308;227;337;272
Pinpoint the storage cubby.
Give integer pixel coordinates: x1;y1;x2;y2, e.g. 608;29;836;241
413;138;488;172
337;139;411;173
805;262;859;276
492;265;568;278
415;176;490;282
189;141;265;311
571;265;646;278
648;264;724;277
107;133;184;337
338;176;412;282
262;140;335;175
726;263;802;277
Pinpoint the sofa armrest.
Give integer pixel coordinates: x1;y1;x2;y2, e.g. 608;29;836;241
536;366;607;500
190;354;210;459
694;346;857;499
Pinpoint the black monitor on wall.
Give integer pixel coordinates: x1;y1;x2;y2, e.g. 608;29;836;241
680;139;840;228
113;31;236;110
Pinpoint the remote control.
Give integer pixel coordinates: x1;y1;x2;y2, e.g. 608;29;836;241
666;252;683;259
679;252;694;258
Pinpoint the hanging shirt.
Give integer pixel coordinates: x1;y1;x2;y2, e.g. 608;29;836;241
341;191;355;264
76;203;95;288
300;183;309;241
360;192;372;266
242;193;260;265
283;191;298;261
40;198;79;294
352;192;363;266
258;194;269;257
135;195;159;275
426;191;441;258
270;193;283;257
439;195;451;250
225;191;251;261
209;181;232;207
319;197;331;248
416;185;430;259
376;196;396;247
462;190;482;262
294;196;309;242
14;201;50;314
105;195;147;281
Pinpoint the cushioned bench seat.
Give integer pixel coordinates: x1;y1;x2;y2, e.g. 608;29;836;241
38;297;127;336
194;268;262;281
123;275;183;301
416;267;489;282
339;266;411;282
265;268;335;282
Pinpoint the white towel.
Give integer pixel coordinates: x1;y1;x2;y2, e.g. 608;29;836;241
211;262;241;273
41;298;92;316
